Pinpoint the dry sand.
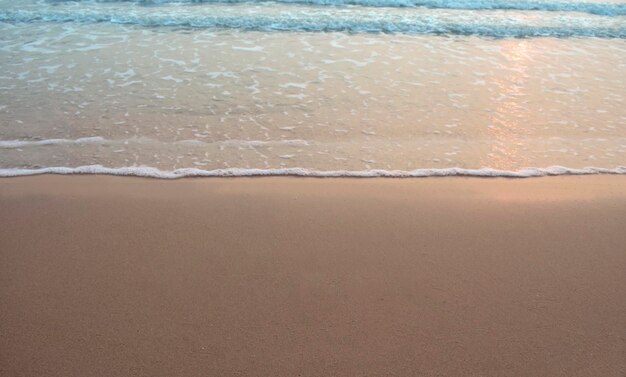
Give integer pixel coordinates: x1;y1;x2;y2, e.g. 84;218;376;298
1;175;625;376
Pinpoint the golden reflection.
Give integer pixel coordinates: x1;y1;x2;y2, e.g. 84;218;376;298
485;40;534;170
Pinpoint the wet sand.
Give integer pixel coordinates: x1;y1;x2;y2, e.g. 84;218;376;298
1;175;625;376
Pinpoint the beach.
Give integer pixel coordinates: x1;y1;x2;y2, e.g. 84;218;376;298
1;175;625;376
1;1;625;374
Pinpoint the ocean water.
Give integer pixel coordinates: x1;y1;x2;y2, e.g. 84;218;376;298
0;0;625;177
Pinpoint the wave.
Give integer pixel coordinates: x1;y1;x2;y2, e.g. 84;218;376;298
1;9;625;38
1;165;625;178
44;0;626;17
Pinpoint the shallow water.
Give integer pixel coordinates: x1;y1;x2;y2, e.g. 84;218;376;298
1;0;625;176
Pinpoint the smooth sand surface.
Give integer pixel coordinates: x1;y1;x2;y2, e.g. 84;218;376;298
1;175;625;376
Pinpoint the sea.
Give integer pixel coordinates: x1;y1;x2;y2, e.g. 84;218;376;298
0;0;625;178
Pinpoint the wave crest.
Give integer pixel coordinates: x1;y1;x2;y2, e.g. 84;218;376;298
44;0;626;17
2;9;625;38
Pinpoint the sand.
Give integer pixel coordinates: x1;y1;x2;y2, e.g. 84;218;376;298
1;175;625;376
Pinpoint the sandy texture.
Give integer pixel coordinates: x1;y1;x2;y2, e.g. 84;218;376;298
1;175;625;376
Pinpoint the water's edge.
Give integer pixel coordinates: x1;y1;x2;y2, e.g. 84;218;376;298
1;165;625;179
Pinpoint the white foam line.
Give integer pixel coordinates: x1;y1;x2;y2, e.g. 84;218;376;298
178;139;309;147
0;137;107;148
0;137;309;149
0;165;624;179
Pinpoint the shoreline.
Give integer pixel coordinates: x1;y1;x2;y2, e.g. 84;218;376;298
1;165;625;179
1;175;626;376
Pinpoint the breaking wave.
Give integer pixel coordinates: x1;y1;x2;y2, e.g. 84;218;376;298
2;8;625;38
43;0;626;17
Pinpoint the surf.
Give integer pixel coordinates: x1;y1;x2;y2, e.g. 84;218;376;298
1;7;625;38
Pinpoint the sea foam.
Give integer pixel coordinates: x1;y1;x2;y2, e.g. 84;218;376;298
1;165;625;178
0;137;310;149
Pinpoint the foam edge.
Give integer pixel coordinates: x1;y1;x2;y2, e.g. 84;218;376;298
1;165;625;178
